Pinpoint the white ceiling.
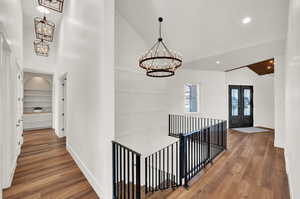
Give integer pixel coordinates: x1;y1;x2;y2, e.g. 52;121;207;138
117;0;289;71
21;0;62;68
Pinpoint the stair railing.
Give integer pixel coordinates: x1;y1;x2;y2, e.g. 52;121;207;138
112;141;141;199
112;115;227;198
144;141;181;194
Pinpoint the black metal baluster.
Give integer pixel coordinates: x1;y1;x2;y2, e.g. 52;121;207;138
176;141;179;186
193;133;195;176
123;148;126;199
155;153;158;190
127;150;130;199
163;148;165;189
132;153;135;199
145;157;148;194
171;144;174;187
218;120;221;147
120;147;123;199
196;132;199;172
112;143;116;199
136;155;141;199
176;115;179;135
167;146;169;187
159;151;161;189
221;120;224;148
188;136;191;180
152;154;154;192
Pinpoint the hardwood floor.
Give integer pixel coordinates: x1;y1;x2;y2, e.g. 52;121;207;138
3;128;290;199
146;129;290;199
3;129;99;199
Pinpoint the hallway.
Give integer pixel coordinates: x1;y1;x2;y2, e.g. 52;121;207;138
3;129;99;199
146;130;290;199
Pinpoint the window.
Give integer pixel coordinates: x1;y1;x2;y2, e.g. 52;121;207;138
243;89;251;116
231;89;239;116
184;84;198;112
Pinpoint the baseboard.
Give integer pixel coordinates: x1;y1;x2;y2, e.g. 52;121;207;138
54;128;65;138
67;144;104;199
255;126;275;131
3;153;18;189
284;150;293;199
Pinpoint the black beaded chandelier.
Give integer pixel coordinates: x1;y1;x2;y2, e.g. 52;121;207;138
139;17;182;78
34;39;50;57
34;16;55;42
38;0;64;13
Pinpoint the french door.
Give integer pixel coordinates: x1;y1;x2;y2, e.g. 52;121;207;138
229;85;253;128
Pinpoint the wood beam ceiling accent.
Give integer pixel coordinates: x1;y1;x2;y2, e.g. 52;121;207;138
225;58;275;76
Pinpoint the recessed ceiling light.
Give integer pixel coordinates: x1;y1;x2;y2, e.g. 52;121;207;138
36;6;50;14
269;60;274;64
242;17;252;24
216;61;220;64
267;66;272;70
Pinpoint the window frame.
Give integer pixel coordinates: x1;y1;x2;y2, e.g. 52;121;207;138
184;83;200;114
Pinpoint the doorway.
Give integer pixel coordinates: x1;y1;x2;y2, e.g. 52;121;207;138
23;72;53;131
229;85;253;128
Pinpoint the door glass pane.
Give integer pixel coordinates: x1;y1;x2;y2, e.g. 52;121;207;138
244;89;251;116
231;89;239;116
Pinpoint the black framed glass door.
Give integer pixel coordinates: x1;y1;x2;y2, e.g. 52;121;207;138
229;85;253;128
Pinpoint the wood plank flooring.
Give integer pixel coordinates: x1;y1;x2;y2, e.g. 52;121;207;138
146;129;290;199
3;129;99;199
3;128;290;199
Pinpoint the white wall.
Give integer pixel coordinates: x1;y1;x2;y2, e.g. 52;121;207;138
0;33;21;193
274;56;286;148
167;69;227;120
55;0;115;198
0;1;23;64
226;68;275;128
0;3;23;196
115;13;177;156
284;0;300;198
0;33;4;199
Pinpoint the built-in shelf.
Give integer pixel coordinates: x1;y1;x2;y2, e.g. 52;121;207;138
24;94;52;97
24;100;52;103
24;89;51;92
23;73;53;131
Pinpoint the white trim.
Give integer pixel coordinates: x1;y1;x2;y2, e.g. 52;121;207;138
284;150;293;198
3;153;18;189
67;144;103;199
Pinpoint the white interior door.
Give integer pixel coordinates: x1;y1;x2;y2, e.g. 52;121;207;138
0;33;23;189
59;75;67;137
0;32;5;199
16;66;24;153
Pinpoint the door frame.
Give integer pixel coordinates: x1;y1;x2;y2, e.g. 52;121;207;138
58;73;67;137
228;85;254;128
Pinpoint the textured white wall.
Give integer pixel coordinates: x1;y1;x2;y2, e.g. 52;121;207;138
226;68;275;128
274;56;286;148
167;69;227;120
0;2;23;195
115;13;177;156
0;33;20;192
0;1;23;64
55;0;115;198
284;0;300;198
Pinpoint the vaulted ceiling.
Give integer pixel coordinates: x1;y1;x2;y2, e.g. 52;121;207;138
21;0;62;69
117;0;289;71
